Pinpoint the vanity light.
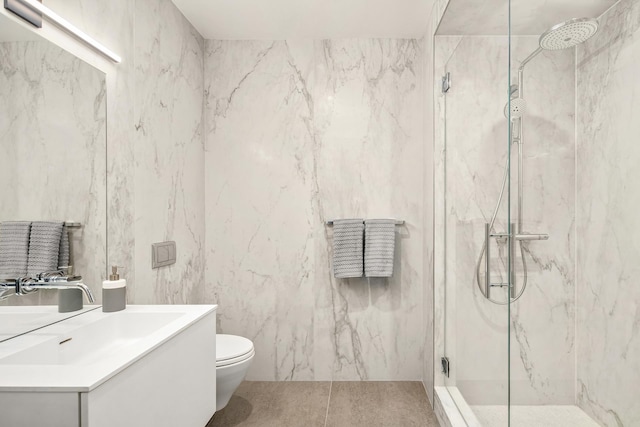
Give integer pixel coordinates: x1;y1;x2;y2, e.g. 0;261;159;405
18;0;122;63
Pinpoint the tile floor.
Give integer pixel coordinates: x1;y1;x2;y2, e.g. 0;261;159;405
207;381;439;427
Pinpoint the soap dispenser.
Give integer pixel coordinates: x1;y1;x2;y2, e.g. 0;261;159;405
103;266;126;312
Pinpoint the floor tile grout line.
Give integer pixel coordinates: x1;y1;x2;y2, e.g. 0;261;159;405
323;380;333;427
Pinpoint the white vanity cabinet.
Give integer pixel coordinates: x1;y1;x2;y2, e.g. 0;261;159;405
0;305;217;427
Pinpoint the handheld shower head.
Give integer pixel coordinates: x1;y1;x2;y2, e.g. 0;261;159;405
504;97;527;120
539;18;599;50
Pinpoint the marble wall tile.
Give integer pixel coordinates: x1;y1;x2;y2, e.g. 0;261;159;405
40;0;205;302
204;39;425;381
434;35;576;404
133;0;205;304
46;0;137;294
576;0;640;425
1;0;206;309
0;40;106;303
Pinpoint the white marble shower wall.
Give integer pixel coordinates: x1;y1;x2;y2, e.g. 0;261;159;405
204;39;426;381
576;0;640;425
434;35;576;404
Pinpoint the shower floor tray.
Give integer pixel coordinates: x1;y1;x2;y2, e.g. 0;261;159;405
471;405;599;426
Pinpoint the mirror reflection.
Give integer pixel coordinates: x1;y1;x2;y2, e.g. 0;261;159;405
0;12;107;340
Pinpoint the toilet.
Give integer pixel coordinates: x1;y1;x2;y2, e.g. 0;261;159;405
216;334;255;411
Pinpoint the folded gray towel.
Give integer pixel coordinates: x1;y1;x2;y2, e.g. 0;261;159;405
58;225;70;268
332;219;364;279
27;221;63;276
364;219;396;278
0;221;32;279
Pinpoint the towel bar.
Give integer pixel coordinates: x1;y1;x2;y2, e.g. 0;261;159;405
325;219;405;226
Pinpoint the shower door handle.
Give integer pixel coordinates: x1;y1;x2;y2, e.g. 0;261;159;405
510;223;516;299
484;223;491;299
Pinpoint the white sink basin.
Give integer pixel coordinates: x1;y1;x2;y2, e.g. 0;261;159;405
0;306;99;343
0;312;182;365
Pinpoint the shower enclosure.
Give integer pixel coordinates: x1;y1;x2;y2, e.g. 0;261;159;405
433;0;639;425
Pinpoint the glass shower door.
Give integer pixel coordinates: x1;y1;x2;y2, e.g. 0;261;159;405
435;1;514;421
437;0;627;425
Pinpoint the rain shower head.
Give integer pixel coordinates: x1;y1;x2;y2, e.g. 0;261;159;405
506;18;598;121
539;18;599;50
519;18;599;71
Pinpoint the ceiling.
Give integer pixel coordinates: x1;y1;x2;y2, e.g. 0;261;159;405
171;0;435;40
437;0;619;35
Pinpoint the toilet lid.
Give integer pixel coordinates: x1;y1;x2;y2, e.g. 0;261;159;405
216;334;254;362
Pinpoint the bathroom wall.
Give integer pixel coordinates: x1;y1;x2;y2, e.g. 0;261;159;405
434;35;576;404
204;39;425;381
42;0;136;297
38;0;206;302
0;39;106;301
5;3;431;383
132;0;205;304
576;0;640;425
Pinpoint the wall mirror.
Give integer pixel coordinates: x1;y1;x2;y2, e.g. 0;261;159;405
0;11;107;341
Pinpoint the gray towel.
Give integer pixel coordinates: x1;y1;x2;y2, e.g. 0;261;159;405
0;221;32;279
364;219;396;278
27;221;63;276
332;219;364;279
58;225;70;268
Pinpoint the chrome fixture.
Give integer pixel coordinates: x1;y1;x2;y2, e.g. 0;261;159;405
442;72;451;94
476;18;598;304
539;18;600;50
325;219;405;226
1;271;95;304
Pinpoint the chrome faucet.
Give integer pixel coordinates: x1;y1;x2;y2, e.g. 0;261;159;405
4;271;95;304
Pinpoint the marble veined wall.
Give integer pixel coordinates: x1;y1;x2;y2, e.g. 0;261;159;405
132;0;205;304
40;0;206;303
0;40;106;303
434;35;576;404
576;0;640;425
204;39;425;380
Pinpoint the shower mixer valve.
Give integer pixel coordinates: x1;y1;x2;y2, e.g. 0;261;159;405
481;223;549;303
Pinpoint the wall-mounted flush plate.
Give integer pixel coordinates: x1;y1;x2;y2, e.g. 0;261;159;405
4;0;42;28
152;241;176;269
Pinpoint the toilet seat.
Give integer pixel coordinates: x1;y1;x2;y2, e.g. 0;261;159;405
216;348;255;367
216;334;254;367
